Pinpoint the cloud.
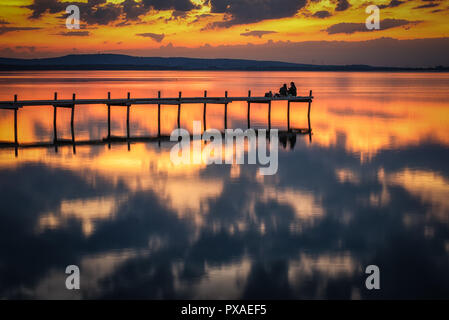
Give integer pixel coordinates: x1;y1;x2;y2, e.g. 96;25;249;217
172;10;188;18
335;0;350;11
378;0;405;9
431;6;449;13
15;46;36;52
0;26;41;35
326;23;366;34
25;0;199;25
123;0;200;19
141;0;198;12
104;37;449;68
136;32;165;42
81;2;123;25
326;19;420;34
413;3;440;9
0;19;10;25
240;30;277;38
26;0;66;19
190;13;212;24
26;0;121;25
57;31;90;36
313;10;331;18
207;0;307;28
122;0;147;20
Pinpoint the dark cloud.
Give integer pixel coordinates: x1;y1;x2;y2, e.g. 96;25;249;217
379;0;405;9
26;0;120;25
57;31;90;36
326;23;368;35
26;0;66;19
413;3;439;9
123;0;199;19
165;10;189;22
313;10;331;18
190;13;212;24
0;26;41;35
122;0;147;20
141;0;198;12
25;0;198;25
172;10;188;18
15;46;36;52
240;30;277;38
136;32;165;42
326;19;419;34
82;2;123;25
335;0;350;11
0;19;10;25
431;6;449;13
207;0;307;28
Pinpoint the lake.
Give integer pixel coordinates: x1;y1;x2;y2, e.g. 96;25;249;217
0;71;448;299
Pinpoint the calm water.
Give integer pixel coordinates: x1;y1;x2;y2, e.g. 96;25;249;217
0;71;449;299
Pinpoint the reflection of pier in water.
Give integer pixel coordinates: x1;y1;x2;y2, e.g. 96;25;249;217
0;90;313;156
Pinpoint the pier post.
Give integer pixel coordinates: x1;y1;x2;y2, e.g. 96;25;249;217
53;105;58;152
287;100;290;131
14;95;18;146
247;90;251;128
158;91;161;137
71;93;76;154
107;92;111;148
107;92;111;136
127;93;130;151
203;90;207;131
53;105;57;142
178;91;181;129
308;90;312;143
53;92;57;146
307;90;312;119
126;105;130;139
224;91;228;130
308;90;312;131
71;93;75;127
268;99;271;131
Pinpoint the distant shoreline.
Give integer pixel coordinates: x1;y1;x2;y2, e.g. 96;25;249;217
1;66;448;72
0;54;447;72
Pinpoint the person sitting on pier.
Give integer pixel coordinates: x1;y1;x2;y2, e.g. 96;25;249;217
264;91;273;97
279;84;288;96
288;82;297;96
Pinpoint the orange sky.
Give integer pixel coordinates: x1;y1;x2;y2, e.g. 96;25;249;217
0;0;448;65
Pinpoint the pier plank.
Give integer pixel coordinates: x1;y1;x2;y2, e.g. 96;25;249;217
0;95;313;109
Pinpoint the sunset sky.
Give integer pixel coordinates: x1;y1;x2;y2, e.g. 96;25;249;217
0;0;448;66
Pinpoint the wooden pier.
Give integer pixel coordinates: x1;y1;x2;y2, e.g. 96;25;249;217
0;90;313;156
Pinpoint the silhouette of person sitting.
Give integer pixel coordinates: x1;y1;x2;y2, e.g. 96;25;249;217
279;84;288;96
288;82;297;96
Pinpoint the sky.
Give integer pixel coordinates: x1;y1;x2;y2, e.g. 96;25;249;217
0;0;448;66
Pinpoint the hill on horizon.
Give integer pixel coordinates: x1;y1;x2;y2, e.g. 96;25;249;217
0;54;446;71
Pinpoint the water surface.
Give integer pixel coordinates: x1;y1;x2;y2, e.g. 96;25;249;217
0;71;448;299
